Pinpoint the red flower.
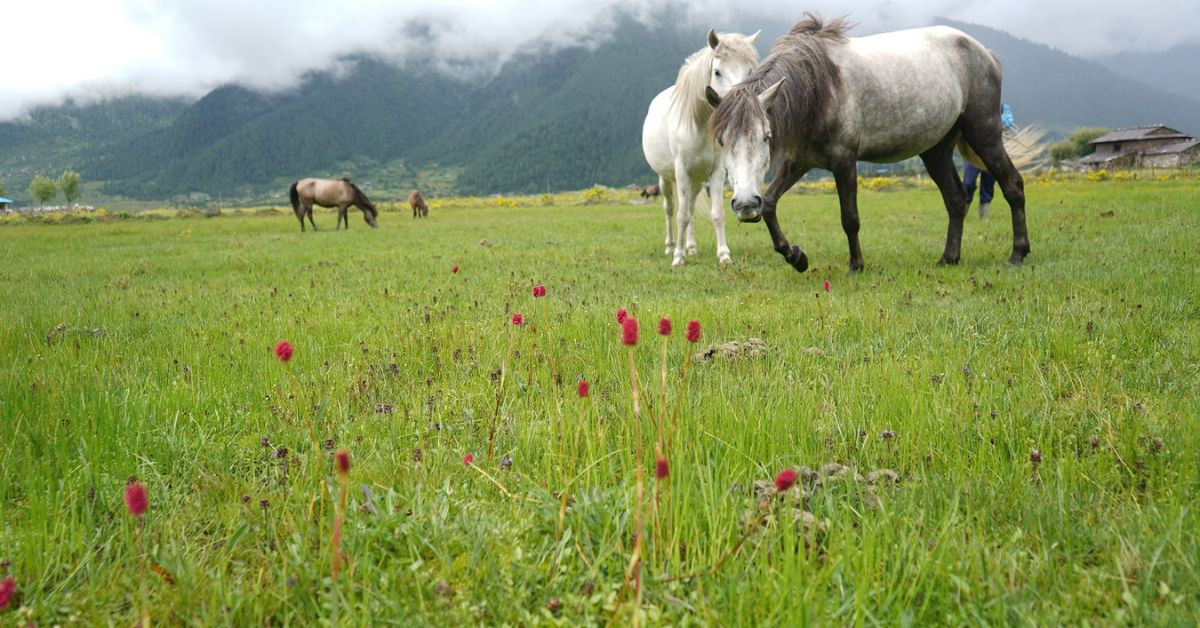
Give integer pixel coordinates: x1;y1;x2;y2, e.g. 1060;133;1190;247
451;266;459;274
463;453;474;466
0;577;14;610
616;308;628;324
655;457;669;480
532;284;546;297
823;279;830;293
274;340;293;362
658;317;671;336
686;320;701;343
125;481;148;517
577;379;589;398
335;449;351;476
621;317;639;346
774;468;798;493
512;313;523;326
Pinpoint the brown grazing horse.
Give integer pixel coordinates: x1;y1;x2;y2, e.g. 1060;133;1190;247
408;189;429;218
288;177;378;231
640;184;661;199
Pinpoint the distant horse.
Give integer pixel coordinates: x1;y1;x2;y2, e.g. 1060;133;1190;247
642;29;760;266
640;184;661;199
707;15;1029;272
288;177;378;231
409;189;429;218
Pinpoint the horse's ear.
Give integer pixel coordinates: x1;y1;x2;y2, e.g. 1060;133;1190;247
705;86;722;108
748;30;761;45
708;29;719;50
758;79;784;111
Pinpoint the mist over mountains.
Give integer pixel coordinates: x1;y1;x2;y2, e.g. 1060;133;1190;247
1;14;1197;203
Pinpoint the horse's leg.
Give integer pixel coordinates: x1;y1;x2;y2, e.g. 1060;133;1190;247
296;208;305;232
761;159;810;272
830;158;864;272
685;181;699;256
706;169;732;264
660;176;677;257
308;206;317;231
919;132;969;265
960;123;1028;265
672;168;701;266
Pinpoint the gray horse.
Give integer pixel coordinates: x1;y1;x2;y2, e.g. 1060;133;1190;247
707;15;1028;272
288;177;379;231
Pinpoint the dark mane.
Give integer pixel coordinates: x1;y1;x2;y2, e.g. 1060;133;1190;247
345;179;376;215
711;13;848;150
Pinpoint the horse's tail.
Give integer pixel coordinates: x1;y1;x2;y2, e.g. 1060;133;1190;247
288;181;300;214
957;125;1048;173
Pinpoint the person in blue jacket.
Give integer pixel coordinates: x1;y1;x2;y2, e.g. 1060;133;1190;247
964;104;1015;219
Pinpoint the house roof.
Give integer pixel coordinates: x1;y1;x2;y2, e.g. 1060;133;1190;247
1145;139;1200;155
0;197;14;203
1079;152;1131;165
1090;125;1192;144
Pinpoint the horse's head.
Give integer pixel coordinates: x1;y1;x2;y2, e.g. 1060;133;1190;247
708;79;784;223
707;29;760;98
363;203;379;228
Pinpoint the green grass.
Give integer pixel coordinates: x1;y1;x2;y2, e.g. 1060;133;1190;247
1;179;1198;625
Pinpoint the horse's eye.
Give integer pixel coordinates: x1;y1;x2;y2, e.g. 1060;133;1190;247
714;70;722;78
717;138;724;147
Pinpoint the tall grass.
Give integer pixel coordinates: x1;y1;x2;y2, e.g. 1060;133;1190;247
0;179;1197;624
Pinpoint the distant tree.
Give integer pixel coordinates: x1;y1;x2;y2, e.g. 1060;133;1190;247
29;176;57;207
59;170;82;207
1050;127;1110;163
0;179;6;196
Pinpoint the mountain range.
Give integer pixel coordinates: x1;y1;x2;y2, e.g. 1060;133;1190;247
1;14;1198;204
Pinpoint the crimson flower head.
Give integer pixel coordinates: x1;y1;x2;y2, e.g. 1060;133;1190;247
616;308;628;324
463;452;475;466
532;284;546;298
686;320;701;343
0;577;14;610
774;468;798;493
823;279;830;293
577;379;589;398
452;266;459;274
621;317;639;346
655;457;669;480
335;449;351;476
125;481;148;517
274;340;293;362
512;313;523;326
658;317;672;336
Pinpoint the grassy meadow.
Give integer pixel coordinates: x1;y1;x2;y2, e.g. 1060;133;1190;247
1;178;1198;624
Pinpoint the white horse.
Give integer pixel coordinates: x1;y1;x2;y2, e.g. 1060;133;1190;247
641;29;760;266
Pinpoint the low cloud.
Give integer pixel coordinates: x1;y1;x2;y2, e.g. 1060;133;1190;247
3;0;1195;120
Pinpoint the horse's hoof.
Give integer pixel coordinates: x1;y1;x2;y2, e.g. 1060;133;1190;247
672;257;685;267
719;255;732;265
788;247;809;273
665;246;674;255
686;246;698;256
937;256;960;266
1007;255;1026;267
848;261;864;274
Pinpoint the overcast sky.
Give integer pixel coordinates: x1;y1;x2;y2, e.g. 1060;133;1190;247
3;0;1196;120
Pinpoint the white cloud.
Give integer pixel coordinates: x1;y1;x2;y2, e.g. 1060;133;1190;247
2;0;1196;119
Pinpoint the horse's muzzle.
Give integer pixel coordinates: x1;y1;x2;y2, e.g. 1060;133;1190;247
732;197;764;223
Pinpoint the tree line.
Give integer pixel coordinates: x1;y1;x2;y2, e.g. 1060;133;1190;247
23;171;83;207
